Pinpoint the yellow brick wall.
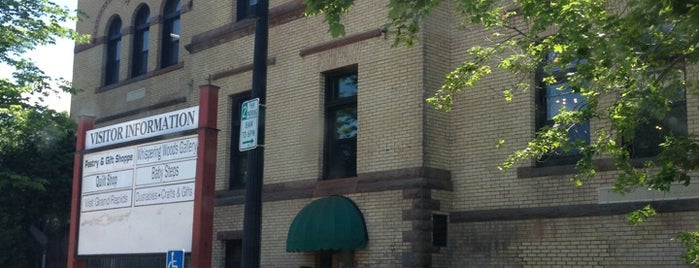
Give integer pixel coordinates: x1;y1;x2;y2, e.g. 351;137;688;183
72;0;198;124
212;191;411;267
439;1;699;266
72;0;699;266
443;1;699;209
195;0;426;188
450;212;699;267
421;1;454;171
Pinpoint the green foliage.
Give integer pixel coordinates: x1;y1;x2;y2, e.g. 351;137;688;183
0;0;86;266
304;0;355;37
1;0;88;102
0;110;75;267
676;232;699;267
306;0;699;264
626;204;656;226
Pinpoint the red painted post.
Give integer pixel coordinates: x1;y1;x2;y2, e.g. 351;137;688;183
191;84;219;268
67;116;94;268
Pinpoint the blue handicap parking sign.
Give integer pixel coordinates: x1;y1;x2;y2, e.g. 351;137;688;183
166;249;185;268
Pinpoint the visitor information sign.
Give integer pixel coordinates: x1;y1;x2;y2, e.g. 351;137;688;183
78;107;200;255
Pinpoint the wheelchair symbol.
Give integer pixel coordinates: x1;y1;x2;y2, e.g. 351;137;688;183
167;251;179;268
166;250;183;268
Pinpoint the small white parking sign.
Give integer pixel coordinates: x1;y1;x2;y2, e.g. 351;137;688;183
239;98;260;151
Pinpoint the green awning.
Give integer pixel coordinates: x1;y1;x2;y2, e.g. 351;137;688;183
286;195;368;252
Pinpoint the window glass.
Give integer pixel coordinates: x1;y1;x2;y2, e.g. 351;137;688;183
224;239;242;268
334;108;357;139
626;23;687;158
545;83;585;120
536;53;589;165
630;77;687;158
105;17;122;85
324;70;358;179
114;39;121;61
172;19;181;39
161;0;181;68
230;93;251;189
337;75;358;98
433;214;448;247
236;0;249;21
131;6;150;77
142;31;149;51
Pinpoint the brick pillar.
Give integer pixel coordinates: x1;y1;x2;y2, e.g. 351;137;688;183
67;116;94;268
191;84;219;268
402;188;441;267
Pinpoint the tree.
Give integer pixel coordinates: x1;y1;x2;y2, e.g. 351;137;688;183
0;111;76;266
0;0;87;266
304;0;699;265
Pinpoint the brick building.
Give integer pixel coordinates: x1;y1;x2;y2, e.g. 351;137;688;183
70;0;699;267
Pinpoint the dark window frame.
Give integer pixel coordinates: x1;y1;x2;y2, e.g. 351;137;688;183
534;53;590;166
229;92;251;189
105;16;122;86
432;214;448;247
235;0;249;22
323;66;358;180
131;5;150;77
161;0;181;68
316;250;354;268
224;239;242;268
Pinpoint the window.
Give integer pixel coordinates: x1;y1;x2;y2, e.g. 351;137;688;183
535;53;589;166
324;69;358;179
626;23;688;158
224;239;242;268
629;75;687;158
433;214;447;247
161;0;181;68
316;250;354;268
235;0;249;22
105;16;122;85
131;6;150;77
230;93;251;189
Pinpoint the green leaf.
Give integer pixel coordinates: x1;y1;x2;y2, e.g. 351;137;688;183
626;205;657;226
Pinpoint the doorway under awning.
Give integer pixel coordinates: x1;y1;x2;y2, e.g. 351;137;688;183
286;195;368;252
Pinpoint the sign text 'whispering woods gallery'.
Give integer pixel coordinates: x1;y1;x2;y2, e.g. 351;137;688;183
77;107;199;255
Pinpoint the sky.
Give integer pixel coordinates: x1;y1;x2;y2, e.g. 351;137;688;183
0;0;78;113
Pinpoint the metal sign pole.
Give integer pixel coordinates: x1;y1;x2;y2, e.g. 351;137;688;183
241;0;268;267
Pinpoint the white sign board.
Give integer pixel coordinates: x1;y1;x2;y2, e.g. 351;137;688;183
239;98;259;152
85;107;199;150
78;135;198;255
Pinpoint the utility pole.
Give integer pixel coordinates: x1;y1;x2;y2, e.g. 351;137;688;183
241;0;268;267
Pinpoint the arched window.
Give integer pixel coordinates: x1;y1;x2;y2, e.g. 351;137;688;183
105;16;122;85
161;0;181;68
131;6;150;77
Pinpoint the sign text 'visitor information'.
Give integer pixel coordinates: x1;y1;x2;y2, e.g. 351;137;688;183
85;106;198;150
